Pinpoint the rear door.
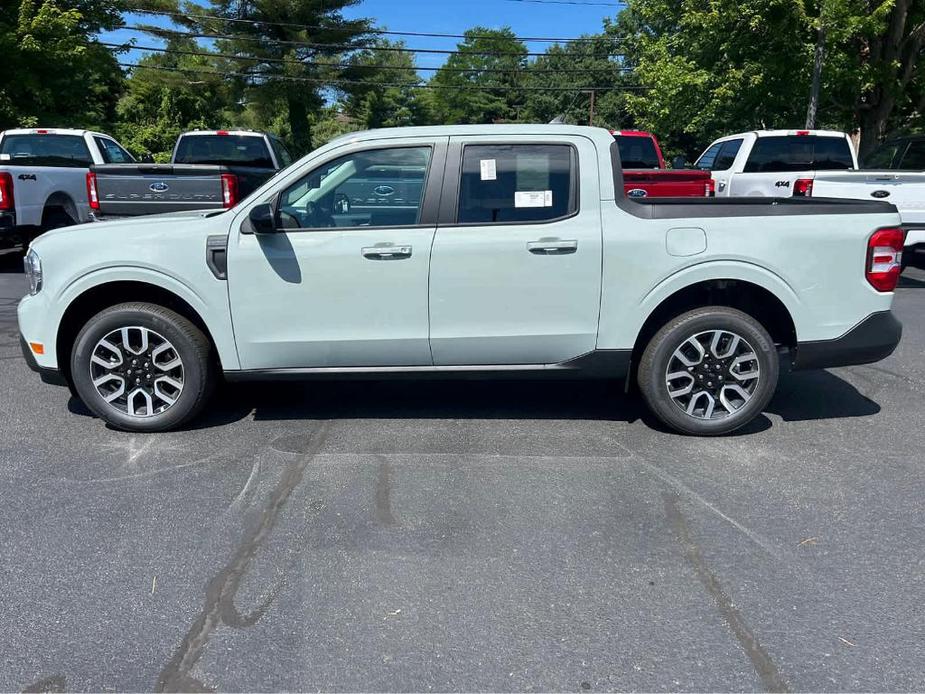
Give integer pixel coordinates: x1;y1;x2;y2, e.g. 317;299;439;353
429;135;603;365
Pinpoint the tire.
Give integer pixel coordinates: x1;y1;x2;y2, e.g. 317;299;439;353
70;302;215;432
637;306;779;436
39;207;76;236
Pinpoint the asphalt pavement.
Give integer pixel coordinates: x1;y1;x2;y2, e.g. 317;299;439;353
1;248;924;692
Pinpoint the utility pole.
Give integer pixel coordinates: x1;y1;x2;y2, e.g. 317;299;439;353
805;24;826;128
588;90;595;126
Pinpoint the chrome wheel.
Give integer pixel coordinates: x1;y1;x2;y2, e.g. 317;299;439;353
89;326;184;418
665;330;760;421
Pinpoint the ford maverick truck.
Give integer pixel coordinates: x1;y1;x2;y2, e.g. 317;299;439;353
18;125;903;435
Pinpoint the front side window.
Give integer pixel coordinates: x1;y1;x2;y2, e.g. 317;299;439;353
278;146;432;230
744;136;853;173
457;144;576;224
714;139;743;170
694;142;724;170
174;135;274;168
94;137;134;164
0;134;92;167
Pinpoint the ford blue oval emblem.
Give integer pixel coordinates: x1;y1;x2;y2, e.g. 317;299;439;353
149;181;170;193
373;185;395;197
627;188;648;198
871;190;890;199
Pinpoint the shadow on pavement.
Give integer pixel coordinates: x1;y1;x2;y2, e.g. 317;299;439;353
0;250;23;274
66;368;881;435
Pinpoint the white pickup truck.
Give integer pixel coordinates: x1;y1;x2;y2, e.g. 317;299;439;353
695;130;925;259
0;128;134;251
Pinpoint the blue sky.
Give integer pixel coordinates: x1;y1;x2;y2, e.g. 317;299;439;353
102;0;624;72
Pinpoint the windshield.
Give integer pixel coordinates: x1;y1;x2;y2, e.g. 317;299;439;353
174;135;274;168
0;134;93;167
614;135;661;169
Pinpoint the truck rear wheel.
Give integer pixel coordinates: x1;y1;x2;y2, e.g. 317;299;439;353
637;307;779;436
70;303;215;432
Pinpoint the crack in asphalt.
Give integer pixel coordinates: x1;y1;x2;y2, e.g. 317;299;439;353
155;421;332;693
664;492;790;693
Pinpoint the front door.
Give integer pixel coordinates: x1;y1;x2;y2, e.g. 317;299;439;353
228;140;446;370
429;136;603;365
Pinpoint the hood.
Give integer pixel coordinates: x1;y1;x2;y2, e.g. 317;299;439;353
34;208;231;246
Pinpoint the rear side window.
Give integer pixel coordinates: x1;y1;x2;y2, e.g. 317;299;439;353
744;136;853;172
695;142;723;170
899;141;925;170
0;134;92;167
614;135;660;169
174;135;274;168
863;142;901;169
94;137;134;164
457;144;577;224
713;139;743;170
269;138;293;168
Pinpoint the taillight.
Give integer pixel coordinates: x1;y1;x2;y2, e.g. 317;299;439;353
86;172;100;210
0;172;14;211
793;178;814;197
220;173;238;208
866;227;905;292
704;178;715;197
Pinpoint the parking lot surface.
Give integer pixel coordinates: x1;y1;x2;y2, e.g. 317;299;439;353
1;249;924;692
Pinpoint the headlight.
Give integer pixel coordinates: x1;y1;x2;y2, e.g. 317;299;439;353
23;248;42;296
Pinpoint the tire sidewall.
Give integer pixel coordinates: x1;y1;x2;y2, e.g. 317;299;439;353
639;309;779;436
71;305;209;432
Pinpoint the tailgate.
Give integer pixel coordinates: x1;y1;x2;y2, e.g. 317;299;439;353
91;164;227;217
623;169;712;198
811;171;925;225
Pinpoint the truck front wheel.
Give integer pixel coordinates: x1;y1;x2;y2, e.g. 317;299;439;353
637;307;779;436
70;303;215;432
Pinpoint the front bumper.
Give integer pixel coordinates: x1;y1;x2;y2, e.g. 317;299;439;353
793;311;902;370
20;335;68;386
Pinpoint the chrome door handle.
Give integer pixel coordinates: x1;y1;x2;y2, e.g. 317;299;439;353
527;239;578;255
362;245;412;260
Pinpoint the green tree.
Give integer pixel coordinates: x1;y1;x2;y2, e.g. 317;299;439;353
426;27;527;124
183;0;372;155
0;0;125;131
520;33;629;128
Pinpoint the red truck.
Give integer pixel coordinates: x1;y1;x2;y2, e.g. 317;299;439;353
612;130;715;198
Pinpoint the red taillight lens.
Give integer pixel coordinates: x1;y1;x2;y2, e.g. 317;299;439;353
704;178;715;197
793;178;814;197
86;172;100;210
866;227;905;292
220;173;238;208
0;172;14;211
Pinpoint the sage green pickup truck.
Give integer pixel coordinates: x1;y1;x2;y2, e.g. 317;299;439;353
18;125;903;435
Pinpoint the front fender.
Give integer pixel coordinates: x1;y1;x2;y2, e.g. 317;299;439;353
44;265;238;370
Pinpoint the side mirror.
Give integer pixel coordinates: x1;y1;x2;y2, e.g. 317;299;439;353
248;203;277;234
671;155;689;170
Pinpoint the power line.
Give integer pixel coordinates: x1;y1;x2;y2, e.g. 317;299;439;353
104;41;634;74
132;7;626;44
502;0;624;5
117;62;649;91
122;25;626;58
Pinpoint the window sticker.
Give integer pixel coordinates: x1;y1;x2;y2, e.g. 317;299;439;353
514;191;553;208
479;159;497;181
0;154;9;161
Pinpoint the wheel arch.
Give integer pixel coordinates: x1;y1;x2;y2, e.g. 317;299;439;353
631;278;798;365
56;280;225;385
42;191;80;224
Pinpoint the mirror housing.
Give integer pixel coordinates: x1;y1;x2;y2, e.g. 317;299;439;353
248;202;277;234
671;155;689;170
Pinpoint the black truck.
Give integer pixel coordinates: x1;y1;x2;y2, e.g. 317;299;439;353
87;130;293;219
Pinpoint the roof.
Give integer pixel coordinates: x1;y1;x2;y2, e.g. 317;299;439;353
180;130;271;137
328;124;616;146
0;128;111;138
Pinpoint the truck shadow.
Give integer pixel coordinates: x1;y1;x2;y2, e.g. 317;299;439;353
67;367;880;435
0;250;23;273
